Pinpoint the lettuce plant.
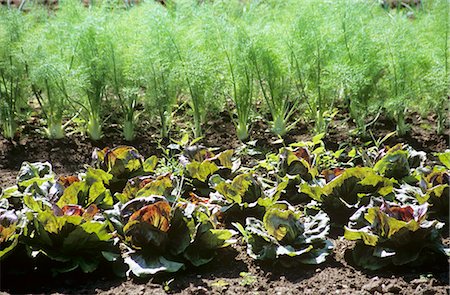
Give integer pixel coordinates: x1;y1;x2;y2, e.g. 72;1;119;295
92;146;145;181
106;196;236;277
0;205;25;260
22;199;119;275
181;148;235;189
278;147;316;181
416;168;449;221
344;202;449;270
373;144;411;180
1;160;119;274
234;205;332;266
55;167;114;210
209;172;264;223
16;161;55;191
320;167;393;226
115;173;174;204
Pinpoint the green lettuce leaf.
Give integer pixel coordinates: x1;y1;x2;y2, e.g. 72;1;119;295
23;206;117;274
321;167;393;226
17;162;54;190
235;206;332;265
374;145;410;180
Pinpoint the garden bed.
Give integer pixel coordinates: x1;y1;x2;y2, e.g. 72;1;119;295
0;114;448;295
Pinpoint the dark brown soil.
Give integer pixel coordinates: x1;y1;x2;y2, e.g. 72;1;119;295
0;111;449;295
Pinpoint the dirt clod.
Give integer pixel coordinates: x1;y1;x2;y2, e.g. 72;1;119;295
362;279;383;293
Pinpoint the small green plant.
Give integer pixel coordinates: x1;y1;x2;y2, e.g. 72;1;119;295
432;0;449;135
239;272;257;286
170;14;221;139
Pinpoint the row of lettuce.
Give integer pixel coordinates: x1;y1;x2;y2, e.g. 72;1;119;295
0;137;449;276
0;0;449;142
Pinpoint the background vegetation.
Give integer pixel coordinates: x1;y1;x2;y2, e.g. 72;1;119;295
0;0;448;141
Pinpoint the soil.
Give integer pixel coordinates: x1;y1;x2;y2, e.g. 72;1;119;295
0;111;449;295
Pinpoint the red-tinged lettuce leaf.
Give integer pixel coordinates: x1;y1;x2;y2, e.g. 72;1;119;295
123;200;171;250
128;201;171;232
56;168;113;209
120;196;168;223
52;204;98;220
116;174;173;203
321;168;345;183
61;205;85;217
93;146;144;180
344;203;449;270
117;196;235;276
279;148;317;181
57;176;80;188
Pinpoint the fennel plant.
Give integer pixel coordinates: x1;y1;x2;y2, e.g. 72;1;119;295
338;2;384;137
0;10;27;139
250;40;298;137
140;12;179;139
110;40;140;142
220;26;254;141
289;4;336;135
74;19;111;141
